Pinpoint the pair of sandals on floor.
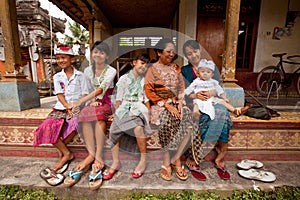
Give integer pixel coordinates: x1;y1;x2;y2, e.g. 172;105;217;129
64;163;103;190
160;164;188;181
40;158;73;186
186;161;231;181
237;159;276;182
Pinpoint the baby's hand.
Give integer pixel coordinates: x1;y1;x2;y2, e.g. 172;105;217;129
224;98;230;103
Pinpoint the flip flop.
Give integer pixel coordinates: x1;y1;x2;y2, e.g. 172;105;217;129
238;169;276;182
160;165;172;181
40;168;65;186
237;160;263;170
45;174;65;186
214;165;230;180
40;167;56;180
64;167;88;187
186;165;206;181
171;164;188;181
132;165;147;179
56;158;74;174
89;164;103;190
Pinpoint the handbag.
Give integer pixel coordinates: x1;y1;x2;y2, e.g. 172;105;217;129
244;105;271;120
244;91;280;120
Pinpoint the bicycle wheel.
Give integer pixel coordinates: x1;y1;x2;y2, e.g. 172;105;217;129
256;66;284;97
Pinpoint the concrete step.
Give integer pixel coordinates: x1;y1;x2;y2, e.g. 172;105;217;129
0;156;299;200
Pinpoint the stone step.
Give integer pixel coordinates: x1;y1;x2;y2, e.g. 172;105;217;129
0;156;299;200
0;108;299;161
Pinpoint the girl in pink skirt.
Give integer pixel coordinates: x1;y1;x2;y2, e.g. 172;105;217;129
64;41;116;190
34;45;89;186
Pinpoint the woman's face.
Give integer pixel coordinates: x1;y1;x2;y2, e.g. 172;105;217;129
158;42;176;65
184;46;201;66
92;48;108;65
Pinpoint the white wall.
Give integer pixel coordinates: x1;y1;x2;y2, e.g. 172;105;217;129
254;0;300;72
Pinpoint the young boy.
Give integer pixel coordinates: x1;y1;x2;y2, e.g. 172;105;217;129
34;45;89;186
103;53;151;180
184;59;249;120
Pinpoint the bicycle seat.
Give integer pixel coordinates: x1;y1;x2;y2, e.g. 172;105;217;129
272;53;286;58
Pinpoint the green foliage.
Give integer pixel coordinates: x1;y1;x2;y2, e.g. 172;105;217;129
225;186;300;200
0;185;57;200
0;185;299;200
119;186;300;200
64;21;89;45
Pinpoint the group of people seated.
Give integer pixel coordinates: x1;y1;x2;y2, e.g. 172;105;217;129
34;38;249;189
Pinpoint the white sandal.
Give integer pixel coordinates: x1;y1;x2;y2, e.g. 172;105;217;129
238;169;276;182
237;160;263;170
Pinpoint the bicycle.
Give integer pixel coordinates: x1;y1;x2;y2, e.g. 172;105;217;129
256;53;300;97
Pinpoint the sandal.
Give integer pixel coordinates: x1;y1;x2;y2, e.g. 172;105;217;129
64;167;88;187
171;164;188;181
237;160;264;170
160;165;172;181
40;168;65;186
186;164;207;181
40;167;56;180
238;169;276;182
214;164;230;180
45;174;65;186
89;164;103;190
56;158;74;174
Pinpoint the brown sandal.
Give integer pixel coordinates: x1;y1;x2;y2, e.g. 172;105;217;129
160;165;172;181
171;164;188;181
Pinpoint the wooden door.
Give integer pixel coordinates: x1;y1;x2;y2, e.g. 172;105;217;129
197;17;224;72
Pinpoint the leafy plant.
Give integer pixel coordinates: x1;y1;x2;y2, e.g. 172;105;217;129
119;186;300;200
0;185;299;200
0;185;57;200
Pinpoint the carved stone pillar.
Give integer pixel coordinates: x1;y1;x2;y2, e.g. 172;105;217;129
0;0;40;111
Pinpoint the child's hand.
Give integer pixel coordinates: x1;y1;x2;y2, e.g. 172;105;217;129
224;98;230;103
66;102;74;110
72;106;81;115
108;114;114;121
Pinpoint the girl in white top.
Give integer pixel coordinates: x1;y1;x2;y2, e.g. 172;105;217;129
103;53;151;180
64;41;116;190
34;46;89;186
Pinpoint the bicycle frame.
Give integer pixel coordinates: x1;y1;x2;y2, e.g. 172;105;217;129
256;53;300;97
280;57;300;85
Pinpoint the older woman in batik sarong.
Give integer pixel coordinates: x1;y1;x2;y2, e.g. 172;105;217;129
144;38;202;181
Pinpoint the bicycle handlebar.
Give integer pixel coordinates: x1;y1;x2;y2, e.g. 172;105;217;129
287;55;300;59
